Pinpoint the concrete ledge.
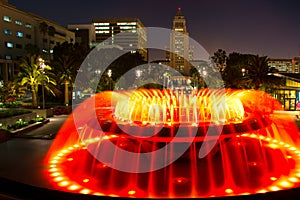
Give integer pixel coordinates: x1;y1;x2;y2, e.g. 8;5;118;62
25;109;54;118
0;112;37;127
9;119;50;136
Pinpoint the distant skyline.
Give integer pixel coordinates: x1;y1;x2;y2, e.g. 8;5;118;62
8;0;300;58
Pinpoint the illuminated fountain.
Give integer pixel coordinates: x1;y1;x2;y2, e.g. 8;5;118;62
45;89;300;198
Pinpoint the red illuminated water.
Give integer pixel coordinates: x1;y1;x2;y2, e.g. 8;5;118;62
45;89;300;198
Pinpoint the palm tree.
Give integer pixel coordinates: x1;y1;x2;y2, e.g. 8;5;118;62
246;55;283;90
52;42;89;105
52;54;77;105
18;54;57;107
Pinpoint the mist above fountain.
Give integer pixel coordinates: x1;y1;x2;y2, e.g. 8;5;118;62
46;89;300;198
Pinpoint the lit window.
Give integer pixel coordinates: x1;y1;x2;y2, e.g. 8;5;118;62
16;32;23;38
4;29;12;35
117;22;136;26
120;26;136;30
25;23;31;28
94;23;109;26
15;20;22;25
5;55;12;60
95;26;110;30
96;30;109;34
3;16;11;22
5;42;13;48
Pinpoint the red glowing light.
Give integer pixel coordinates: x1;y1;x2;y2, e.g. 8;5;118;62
45;89;300;198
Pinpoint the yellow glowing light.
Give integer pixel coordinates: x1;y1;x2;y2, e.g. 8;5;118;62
80;189;91;194
272;139;278;143
68;184;80;190
73;144;80;148
57;153;64;157
259;135;265;140
50;172;61;177
289;147;297;151
108;194;118;197
61;149;69;153
269;186;280;191
265;138;272;142
257;189;267;193
268;144;279;149
58;181;70;187
54;177;64;182
279;181;292;188
287;155;292;159
50;159;59;164
102;136;109;140
270;177;277;181
128;190;136;195
284;144;291;148
53;156;61;160
225;188;233;194
289;177;299;183
93;192;104;196
240;192;250;195
67;158;74;161
83;179;89;183
49;168;58;172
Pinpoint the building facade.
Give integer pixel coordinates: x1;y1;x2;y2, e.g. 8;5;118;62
91;18;147;60
0;0;75;81
167;8;192;75
67;24;96;48
268;58;300;73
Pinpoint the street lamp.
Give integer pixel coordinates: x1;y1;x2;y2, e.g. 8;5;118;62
107;69;112;90
242;68;246;77
38;57;45;109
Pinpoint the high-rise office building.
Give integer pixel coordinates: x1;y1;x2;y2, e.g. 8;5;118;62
92;18;147;60
168;8;191;75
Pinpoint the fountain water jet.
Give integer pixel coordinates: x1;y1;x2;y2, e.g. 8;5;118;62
45;89;300;198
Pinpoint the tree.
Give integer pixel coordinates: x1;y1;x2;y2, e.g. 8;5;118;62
17;53;57;107
246;55;283;90
223;52;252;88
211;49;227;73
52;42;90;104
0;81;26;106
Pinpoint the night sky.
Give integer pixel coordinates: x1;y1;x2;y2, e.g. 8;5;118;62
8;0;300;59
